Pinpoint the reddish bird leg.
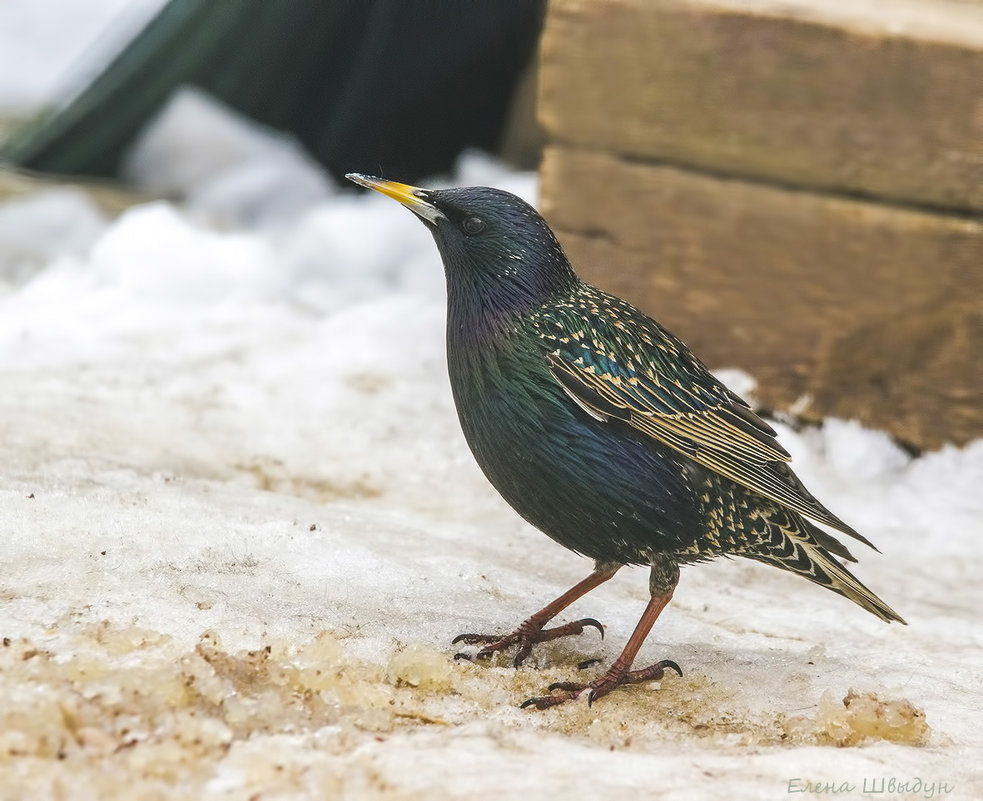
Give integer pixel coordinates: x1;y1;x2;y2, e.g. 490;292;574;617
453;562;620;667
521;555;682;708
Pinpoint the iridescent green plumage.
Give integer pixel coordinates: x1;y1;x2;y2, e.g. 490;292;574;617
532;284;876;549
348;173;904;708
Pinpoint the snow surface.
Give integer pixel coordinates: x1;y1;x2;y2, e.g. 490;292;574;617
1;20;982;799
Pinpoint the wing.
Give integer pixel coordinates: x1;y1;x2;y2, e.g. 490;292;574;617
539;300;874;550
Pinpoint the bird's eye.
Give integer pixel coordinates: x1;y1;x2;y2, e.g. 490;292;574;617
461;216;486;236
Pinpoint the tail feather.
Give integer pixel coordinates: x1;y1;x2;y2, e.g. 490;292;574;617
803;544;905;623
805;522;859;564
747;519;906;624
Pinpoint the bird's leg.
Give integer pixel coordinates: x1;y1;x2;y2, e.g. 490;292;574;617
453;562;621;667
522;556;682;709
523;593;681;708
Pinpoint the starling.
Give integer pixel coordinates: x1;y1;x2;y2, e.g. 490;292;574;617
346;173;905;709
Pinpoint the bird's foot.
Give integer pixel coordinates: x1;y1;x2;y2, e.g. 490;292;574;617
452;618;604;668
520;658;682;709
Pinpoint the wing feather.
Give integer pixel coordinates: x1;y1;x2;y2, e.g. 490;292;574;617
545;335;875;550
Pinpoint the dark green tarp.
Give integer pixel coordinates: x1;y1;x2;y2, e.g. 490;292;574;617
2;0;545;183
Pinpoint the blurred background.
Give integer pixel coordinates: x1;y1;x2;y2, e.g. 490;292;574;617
1;0;981;448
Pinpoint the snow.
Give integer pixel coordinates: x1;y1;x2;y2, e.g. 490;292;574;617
121;88;336;228
0;0;167;115
2;15;982;801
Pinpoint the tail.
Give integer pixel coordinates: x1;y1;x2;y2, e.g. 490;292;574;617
746;517;906;624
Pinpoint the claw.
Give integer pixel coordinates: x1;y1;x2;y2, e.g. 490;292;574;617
621;658;682;683
520;693;574;710
548;681;585;692
451;615;606;667
522;656;683;709
527;618;606;645
577;657;602;670
449;565;621;674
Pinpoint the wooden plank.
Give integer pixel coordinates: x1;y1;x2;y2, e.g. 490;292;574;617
541;146;983;448
539;0;983;212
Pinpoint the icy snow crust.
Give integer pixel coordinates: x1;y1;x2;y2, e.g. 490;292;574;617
2;114;981;799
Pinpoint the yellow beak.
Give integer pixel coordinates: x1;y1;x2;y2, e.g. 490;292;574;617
346;173;445;224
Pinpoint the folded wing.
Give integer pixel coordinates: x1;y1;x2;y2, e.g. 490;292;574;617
544;318;874;551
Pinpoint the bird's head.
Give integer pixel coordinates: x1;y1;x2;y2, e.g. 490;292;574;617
347;174;578;320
